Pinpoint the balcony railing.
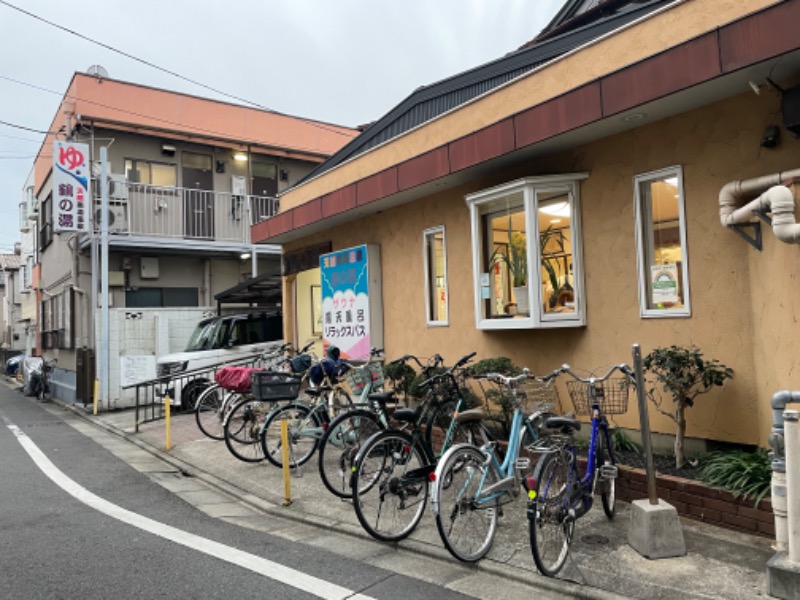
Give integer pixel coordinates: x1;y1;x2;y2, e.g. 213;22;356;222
91;181;279;244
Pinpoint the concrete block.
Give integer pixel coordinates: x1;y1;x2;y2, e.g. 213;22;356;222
628;498;687;559
767;552;800;599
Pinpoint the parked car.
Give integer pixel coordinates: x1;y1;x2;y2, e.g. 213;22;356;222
155;313;283;410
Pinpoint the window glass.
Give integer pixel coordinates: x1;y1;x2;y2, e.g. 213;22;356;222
635;168;690;317
183;152;212;170
423;227;448;325
538;192;575;315
125;160;176;187
252;161;277;179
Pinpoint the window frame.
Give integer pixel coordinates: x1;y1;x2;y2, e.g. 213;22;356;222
124;158;177;187
467;174;588;330
633;165;691;318
422;225;449;327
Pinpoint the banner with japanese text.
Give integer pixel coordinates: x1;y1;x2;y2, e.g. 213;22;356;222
320;244;382;360
53;141;90;233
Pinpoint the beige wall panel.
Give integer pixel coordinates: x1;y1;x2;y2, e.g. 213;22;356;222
281;0;780;210
285;86;798;447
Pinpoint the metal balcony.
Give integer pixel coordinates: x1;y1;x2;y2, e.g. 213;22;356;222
92;181;279;244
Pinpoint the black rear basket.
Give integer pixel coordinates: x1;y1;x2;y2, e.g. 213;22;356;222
250;371;302;401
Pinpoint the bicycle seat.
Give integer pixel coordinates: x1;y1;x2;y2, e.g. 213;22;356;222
456;407;490;423
391;407;418;424
367;391;395;405
545;416;582;432
305;386;332;398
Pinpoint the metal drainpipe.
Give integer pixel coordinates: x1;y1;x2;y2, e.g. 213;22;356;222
784;410;800;562
770;391;800;552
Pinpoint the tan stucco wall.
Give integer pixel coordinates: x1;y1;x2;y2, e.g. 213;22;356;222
285;87;799;448
280;0;781;210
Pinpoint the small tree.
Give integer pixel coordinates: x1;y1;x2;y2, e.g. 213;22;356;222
643;345;733;469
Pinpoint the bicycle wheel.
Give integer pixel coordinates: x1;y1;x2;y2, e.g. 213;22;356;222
352;430;429;542
223;399;271;463
261;403;320;468
195;385;226;440
318;408;383;498
434;445;499;562
529;452;574;577
597;427;616;519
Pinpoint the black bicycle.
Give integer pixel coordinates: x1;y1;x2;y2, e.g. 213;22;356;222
31;358;57;402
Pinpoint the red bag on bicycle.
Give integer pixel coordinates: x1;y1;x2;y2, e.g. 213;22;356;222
214;366;256;393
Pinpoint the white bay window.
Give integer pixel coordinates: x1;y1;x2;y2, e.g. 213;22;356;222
466;174;587;330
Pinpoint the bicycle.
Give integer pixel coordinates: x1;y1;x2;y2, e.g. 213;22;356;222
195;342;301;440
222;344;318;463
431;367;561;562
527;363;633;577
258;349;354;468
317;353;441;499
31;358;57;402
349;352;494;542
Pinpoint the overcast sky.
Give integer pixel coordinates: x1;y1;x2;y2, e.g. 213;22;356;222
0;0;563;254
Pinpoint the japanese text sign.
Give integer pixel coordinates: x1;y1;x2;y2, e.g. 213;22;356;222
53;141;90;233
320;245;371;359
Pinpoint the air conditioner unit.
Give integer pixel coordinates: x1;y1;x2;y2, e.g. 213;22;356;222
108;174;128;201
26;186;38;221
19;202;30;232
94;203;128;234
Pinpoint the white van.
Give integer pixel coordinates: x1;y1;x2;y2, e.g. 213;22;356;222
155;312;283;409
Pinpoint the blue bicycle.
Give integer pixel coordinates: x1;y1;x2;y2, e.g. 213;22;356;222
528;363;634;577
431;367;560;562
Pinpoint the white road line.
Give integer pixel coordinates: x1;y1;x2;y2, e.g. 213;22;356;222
5;421;376;600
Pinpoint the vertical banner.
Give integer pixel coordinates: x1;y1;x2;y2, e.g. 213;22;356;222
320;244;383;360
53;141;90;232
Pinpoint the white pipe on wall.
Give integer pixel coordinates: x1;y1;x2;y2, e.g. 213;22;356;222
719;169;800;244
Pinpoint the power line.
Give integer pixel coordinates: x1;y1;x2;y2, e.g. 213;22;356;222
0;132;41;143
0;119;55;135
0;0;356;139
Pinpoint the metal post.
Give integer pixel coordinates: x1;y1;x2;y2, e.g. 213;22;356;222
633;344;658;505
100;147;110;412
165;393;172;451
784;410;800;563
281;417;292;506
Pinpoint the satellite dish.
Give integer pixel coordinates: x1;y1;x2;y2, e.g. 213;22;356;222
86;65;109;79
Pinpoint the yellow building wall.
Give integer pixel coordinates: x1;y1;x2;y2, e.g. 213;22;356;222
285;87;800;448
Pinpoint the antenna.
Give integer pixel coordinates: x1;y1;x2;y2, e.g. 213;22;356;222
86;64;109;79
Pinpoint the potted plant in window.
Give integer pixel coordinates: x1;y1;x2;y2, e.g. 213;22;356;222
491;217;529;314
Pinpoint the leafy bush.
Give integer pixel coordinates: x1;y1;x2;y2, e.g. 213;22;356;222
464;357;523;437
644;345;733;469
699;448;771;507
612;429;641;453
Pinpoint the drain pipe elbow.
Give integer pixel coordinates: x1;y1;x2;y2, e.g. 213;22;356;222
769;185;800;244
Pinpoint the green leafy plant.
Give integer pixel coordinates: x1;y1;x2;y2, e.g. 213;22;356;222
612;429;641;453
699;448;771;507
643;345;734;469
383;360;417;405
490;216;528;288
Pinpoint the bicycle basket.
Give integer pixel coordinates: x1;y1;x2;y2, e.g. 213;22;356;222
518;378;561;414
567;377;630;416
344;362;385;395
250;371;302;401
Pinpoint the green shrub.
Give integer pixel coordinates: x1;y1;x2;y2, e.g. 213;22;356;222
699;448;771;507
464;357;523;437
612;429;641;453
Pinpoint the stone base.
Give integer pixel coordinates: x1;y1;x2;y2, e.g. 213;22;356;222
767;552;800;599
628;498;686;559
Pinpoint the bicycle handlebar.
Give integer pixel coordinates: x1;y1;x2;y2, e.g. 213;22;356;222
475;368;531;386
558;362;634;383
418;351;476;389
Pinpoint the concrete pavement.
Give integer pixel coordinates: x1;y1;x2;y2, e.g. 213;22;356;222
16;383;777;600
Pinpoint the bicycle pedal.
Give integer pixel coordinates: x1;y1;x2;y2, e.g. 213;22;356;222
600;465;618;479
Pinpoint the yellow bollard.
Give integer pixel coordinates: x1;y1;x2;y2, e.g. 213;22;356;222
164;393;172;451
281;418;292;506
93;379;99;415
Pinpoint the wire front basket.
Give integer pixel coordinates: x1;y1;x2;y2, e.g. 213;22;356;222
251;371;302;401
344;362;385;395
567;377;630;416
518;378;561;415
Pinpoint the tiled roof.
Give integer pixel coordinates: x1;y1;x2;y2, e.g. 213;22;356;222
297;0;673;185
0;255;22;270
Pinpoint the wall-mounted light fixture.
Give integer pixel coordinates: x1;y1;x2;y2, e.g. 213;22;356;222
161;143;176;156
215;160;226;173
280;169;289;181
233;152;248;162
240;252;252;260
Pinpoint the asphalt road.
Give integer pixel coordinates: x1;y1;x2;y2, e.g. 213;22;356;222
0;388;477;600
